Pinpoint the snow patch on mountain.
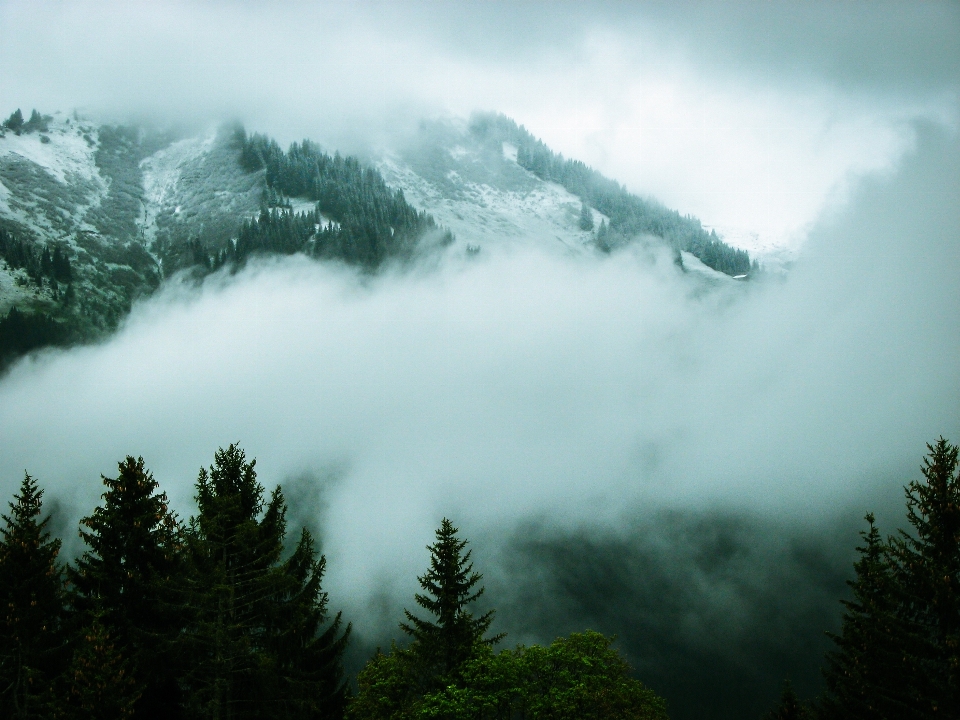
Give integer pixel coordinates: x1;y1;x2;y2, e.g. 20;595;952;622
0;114;107;243
140;132;217;244
378;153;608;256
0;113;101;185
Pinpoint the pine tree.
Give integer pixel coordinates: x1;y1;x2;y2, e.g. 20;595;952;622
68;456;186;718
268;528;351;718
579;200;594;231
59;614;140;719
890;437;960;717
183;444;350;719
401;518;502;685
819;514;920;719
0;473;66;719
763;681;809;720
4;109;24;134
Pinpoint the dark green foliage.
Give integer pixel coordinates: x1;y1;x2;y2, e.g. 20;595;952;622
182;444;350;719
350;632;669;720
0;473;66;719
0;307;72;371
22;111;50;135
472;113;751;276
889;437;960;716
68;456;186;718
400;518;502;686
59;615;140;719
350;523;668;719
820;437;960;719
0;228;73;286
818;515;918;720
2;109;51;136
762;681;808;720
232;131;452;268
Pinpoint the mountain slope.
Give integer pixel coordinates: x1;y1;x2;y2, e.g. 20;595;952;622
0;108;753;370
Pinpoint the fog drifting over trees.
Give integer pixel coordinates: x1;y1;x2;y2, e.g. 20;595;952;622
0;2;958;718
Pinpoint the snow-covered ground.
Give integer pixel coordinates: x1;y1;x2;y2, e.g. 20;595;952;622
140;132;216;243
0;112;101;185
378;152;609;257
0;113;106;241
701;222;801;273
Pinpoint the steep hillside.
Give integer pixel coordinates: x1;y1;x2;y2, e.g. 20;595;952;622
0;108;753;371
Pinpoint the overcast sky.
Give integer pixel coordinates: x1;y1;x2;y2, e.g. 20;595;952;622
2;1;957;251
1;3;959;716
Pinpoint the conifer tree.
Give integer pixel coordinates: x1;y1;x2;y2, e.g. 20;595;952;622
68;456;186;718
763;681;809;720
889;437;960;717
59;614;139;720
579;200;594;231
3;109;24;134
401;518;502;685
183;444;349;719
819;515;920;720
0;473;66;719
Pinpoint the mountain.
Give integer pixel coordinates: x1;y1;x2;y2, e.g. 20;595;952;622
380;114;755;277
0;108;754;370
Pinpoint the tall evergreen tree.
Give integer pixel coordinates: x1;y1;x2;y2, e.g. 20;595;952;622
68;456;186;719
890;437;960;717
819;515;920;720
183;444;349;719
0;473;66;719
579;200;594;231
401;518;502;685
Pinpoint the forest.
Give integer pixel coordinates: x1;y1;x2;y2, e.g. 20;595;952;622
468;114;756;277
0;436;957;719
159;129;455;275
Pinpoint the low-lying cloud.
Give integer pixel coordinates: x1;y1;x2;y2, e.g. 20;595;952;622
1;118;957;718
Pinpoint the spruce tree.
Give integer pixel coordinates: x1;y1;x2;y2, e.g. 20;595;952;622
889;437;960;717
68;456;186;719
59;614;140;719
819;517;919;719
0;473;66;719
267;528;351;717
579;200;594;231
3;109;24;134
401;518;502;685
763;681;809;720
183;444;350;719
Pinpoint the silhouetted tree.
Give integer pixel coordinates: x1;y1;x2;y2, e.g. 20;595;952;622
183;444;350;719
819;515;919;719
763;681;809;720
401;518;503;688
889;437;960;716
0;474;66;719
59;614;140;719
68;456;186;718
4;109;24;134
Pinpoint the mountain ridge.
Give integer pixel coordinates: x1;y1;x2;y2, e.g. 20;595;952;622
0;108;755;370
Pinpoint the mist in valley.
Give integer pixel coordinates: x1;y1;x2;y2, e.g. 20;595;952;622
1;2;958;718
